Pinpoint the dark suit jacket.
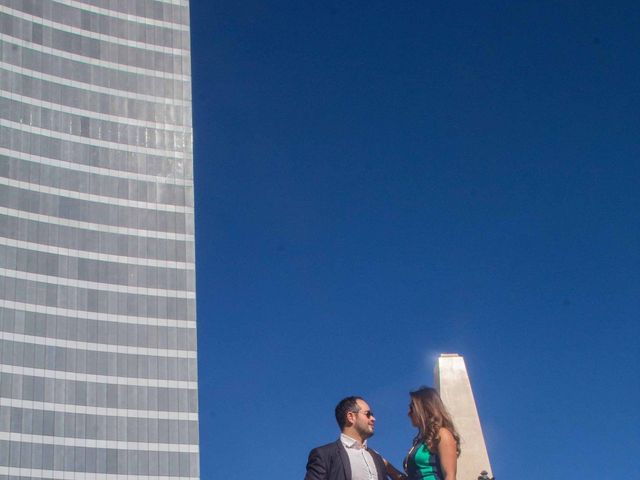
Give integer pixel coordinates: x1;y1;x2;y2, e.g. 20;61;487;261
305;439;389;480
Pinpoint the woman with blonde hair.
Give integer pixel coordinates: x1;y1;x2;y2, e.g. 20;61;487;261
385;387;461;480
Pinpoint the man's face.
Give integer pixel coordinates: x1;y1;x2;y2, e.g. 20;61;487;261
351;399;375;440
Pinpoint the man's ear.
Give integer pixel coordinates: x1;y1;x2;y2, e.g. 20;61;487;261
345;411;356;427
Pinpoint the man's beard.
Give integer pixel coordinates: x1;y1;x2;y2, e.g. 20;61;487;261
356;423;374;440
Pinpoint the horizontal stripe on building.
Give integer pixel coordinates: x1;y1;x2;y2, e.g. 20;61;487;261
0;147;192;186
0;63;190;105
0;331;197;359
0;364;197;389
0;33;190;80
0;463;198;480
0;338;197;382
0;206;194;241
0;237;194;270
0;217;193;266
0;431;199;453
0;244;194;294
1;300;195;330
53;0;190;31
0;305;196;350
155;0;190;6
0;268;195;299
1;119;189;159
0;5;190;54
0;99;192;157
0;371;199;414
0;177;193;214
0;397;198;421
0;162;193;213
0;91;192;133
152;0;190;6
0;404;199;445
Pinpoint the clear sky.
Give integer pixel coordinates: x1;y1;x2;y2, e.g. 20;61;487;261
189;1;639;478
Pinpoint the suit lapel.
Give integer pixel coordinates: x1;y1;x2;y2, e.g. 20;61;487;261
371;450;387;480
336;440;352;479
376;457;387;480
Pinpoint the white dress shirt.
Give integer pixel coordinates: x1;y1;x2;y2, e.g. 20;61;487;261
340;433;379;480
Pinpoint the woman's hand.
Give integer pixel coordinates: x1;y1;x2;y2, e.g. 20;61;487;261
383;458;407;480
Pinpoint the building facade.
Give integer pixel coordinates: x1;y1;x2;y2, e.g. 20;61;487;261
0;0;199;478
436;354;492;480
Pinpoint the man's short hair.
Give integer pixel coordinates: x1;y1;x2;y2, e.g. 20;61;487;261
335;396;363;430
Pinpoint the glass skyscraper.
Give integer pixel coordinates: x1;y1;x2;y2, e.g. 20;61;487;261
0;1;199;478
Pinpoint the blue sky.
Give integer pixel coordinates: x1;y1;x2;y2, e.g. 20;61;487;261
190;1;640;478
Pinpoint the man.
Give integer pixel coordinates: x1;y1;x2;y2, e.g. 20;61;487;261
305;396;388;480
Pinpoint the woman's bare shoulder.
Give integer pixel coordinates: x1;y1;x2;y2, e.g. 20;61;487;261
438;428;455;443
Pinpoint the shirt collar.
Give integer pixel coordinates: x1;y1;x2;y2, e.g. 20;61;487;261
341;433;367;450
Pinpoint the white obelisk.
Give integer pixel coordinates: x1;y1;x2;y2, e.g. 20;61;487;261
435;354;493;480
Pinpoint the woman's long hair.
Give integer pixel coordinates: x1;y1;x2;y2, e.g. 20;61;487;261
410;387;461;457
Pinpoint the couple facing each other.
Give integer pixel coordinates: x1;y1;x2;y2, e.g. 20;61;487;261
305;387;460;480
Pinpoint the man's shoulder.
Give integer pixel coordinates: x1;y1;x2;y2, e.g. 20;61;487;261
308;439;342;455
305;440;344;480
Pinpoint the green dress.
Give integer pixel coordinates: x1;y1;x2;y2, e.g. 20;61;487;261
404;442;443;480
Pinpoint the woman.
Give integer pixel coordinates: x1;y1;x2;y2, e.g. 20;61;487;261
385;387;461;480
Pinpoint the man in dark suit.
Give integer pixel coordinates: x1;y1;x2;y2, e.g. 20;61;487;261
305;396;389;480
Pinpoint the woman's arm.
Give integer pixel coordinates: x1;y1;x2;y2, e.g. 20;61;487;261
437;428;457;480
382;457;407;480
